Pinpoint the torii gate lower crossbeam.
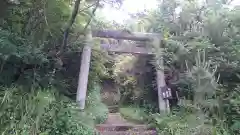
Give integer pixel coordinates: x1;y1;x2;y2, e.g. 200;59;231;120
76;29;170;113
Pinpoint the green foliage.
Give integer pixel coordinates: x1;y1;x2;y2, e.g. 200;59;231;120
119;106;147;124
50;102;95;135
150;108;216;135
0;0;112;134
110;54;156;106
128;0;240;134
0;87;97;135
86;82;109;124
0;0;108;92
149;50;239;134
2;0;240;134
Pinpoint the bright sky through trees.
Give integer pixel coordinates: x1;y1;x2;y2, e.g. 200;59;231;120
101;0;157;23
100;0;240;24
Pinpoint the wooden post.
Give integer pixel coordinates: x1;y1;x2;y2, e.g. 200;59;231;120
153;38;170;113
76;28;92;110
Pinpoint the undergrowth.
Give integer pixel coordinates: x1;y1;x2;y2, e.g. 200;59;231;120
149;106;215;135
86;82;109;124
0;1;110;134
148;51;240;135
119;106;147;124
0;85;107;135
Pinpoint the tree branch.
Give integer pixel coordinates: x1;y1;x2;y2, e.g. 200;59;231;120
44;0;53;37
83;0;100;32
58;0;82;56
78;2;98;13
73;0;100;43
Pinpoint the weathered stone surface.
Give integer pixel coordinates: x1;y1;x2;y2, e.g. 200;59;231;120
76;29;92;110
100;43;153;54
97;130;157;135
92;29;160;41
96;113;157;135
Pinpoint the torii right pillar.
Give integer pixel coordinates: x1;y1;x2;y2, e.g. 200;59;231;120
153;37;170;114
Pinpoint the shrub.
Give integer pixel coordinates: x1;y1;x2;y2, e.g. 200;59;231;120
86;82;109;124
49;101;95;135
0;87;97;135
119;106;147;124
149;106;214;135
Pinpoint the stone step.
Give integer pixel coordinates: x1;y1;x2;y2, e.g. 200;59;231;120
104;113;131;125
108;105;119;113
107;113;121;116
96;124;153;131
96;113;156;135
97;130;157;135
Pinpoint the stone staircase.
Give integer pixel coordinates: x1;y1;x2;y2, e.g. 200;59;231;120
96;113;157;135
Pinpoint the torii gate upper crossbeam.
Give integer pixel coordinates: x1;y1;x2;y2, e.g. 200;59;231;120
92;29;161;41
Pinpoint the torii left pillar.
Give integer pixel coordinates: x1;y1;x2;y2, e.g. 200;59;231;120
76;28;92;110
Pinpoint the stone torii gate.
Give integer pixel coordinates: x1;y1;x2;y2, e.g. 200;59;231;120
76;28;170;113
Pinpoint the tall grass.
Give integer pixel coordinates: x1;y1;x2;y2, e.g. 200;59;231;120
0;87;96;135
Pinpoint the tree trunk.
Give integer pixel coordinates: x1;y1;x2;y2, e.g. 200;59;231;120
60;0;82;55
